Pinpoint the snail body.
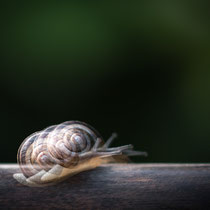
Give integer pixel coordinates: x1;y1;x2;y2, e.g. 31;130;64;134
13;121;147;187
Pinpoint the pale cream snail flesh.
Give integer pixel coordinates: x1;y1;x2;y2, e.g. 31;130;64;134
13;121;147;187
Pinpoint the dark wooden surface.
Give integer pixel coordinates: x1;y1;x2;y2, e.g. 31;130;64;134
0;164;210;209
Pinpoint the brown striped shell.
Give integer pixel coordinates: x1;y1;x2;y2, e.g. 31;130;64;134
17;121;102;178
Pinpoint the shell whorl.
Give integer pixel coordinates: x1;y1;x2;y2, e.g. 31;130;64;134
18;121;102;178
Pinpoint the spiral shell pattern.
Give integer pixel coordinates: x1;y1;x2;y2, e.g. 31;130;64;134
18;121;102;178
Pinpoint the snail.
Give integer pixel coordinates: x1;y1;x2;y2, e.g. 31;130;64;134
13;121;147;187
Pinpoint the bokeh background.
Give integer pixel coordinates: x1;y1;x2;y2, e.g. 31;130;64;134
1;1;210;163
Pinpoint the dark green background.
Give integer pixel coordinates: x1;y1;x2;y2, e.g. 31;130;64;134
1;1;210;163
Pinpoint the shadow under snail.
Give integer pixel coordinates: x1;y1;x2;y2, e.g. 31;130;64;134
13;121;147;187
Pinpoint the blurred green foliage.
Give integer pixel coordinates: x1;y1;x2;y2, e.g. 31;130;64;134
1;1;210;162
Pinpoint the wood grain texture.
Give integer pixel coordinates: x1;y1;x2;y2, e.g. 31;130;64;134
0;164;210;210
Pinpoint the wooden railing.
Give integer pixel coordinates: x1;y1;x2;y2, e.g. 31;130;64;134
0;164;210;209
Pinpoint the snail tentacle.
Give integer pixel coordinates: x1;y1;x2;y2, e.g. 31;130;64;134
92;138;102;151
102;133;118;149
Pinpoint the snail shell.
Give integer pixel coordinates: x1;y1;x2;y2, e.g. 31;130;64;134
13;121;147;187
